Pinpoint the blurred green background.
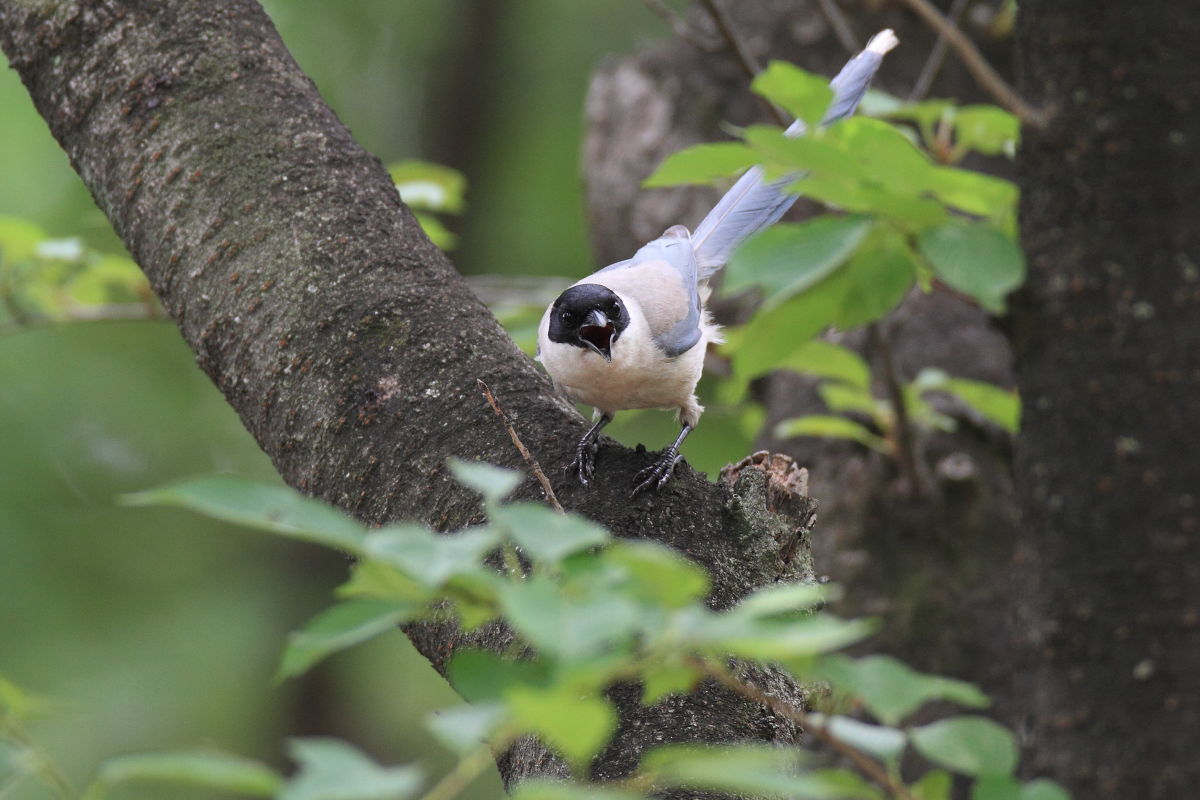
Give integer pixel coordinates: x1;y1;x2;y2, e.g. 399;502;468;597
0;2;686;797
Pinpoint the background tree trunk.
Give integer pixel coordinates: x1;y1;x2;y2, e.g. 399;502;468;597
0;0;817;787
1011;3;1200;795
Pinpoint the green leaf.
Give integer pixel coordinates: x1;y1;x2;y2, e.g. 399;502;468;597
817;655;989;726
778;340;871;390
819;382;880;418
338;561;430;603
874;97;954;131
640;661;700;705
389;160;466;214
90;751;283;799
505;686;616;770
364;524;501;589
751;61;834;127
728;232;916;380
278;600;419;681
491;502;610;565
807;714;906;761
603;540;709;608
910;770;952;800
425;702;507;754
972;776;1022;800
281;739;423;800
725;216;872;308
952;106;1020;158
1019;780;1072;800
121;475;367;553
0;215;48;262
643;142;759;187
447;650;552;703
641;745;874;798
0;675;43;722
511;779;644;800
917;224;1025;313
774;415;888;452
942;377;1019;433
684;609;873;661
732;582;827;619
971;777;1072;800
927;168;1018;223
447;459;523;504
911;717;1018;777
498;575;641;658
413;212;457;250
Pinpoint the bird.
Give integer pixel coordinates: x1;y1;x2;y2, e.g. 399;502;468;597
537;30;899;495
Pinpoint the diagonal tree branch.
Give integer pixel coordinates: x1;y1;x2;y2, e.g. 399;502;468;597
0;0;816;786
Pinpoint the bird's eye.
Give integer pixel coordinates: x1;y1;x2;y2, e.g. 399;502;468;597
609;302;621;316
560;311;574;324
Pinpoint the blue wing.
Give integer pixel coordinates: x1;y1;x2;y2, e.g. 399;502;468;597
690;29;898;277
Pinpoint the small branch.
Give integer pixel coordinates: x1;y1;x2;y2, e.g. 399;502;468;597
907;0;969;101
868;324;926;500
697;0;791;127
893;0;1049;127
816;0;860;55
0;721;77;800
416;743;496;800
698;661;915;800
478;379;564;513
640;0;719;50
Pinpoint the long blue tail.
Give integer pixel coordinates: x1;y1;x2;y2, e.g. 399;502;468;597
690;29;899;278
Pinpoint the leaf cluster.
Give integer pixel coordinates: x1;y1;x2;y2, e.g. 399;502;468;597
15;463;1067;800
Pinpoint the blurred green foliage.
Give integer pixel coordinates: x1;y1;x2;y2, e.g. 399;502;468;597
7;466;1062;800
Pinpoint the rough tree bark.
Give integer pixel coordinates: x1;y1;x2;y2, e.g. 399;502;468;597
1012;3;1200;796
0;0;817;788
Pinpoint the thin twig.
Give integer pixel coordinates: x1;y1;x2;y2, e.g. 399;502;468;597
477;379;564;513
893;0;1048;127
697;0;791;126
816;0;860;54
698;661;915;800
0;722;77;800
640;0;719;50
908;0;969;101
868;324;925;500
416;743;496;800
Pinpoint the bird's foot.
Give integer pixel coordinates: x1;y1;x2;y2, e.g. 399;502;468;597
568;437;600;487
632;448;684;496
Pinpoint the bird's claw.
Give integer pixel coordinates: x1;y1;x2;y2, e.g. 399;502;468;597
568;439;599;487
632;449;684;496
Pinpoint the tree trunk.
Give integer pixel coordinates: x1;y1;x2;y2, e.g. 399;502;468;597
0;0;815;786
1011;3;1200;795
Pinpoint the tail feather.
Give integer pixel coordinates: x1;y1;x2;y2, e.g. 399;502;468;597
691;29;898;277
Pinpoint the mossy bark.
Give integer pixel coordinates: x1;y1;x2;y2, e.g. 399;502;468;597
0;0;820;786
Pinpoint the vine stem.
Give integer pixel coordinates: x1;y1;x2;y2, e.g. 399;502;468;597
696;661;916;800
893;0;1050;127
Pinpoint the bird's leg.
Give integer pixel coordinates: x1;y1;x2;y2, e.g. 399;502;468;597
568;413;612;487
633;423;693;496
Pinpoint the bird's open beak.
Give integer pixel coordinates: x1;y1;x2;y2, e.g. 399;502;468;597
579;309;616;362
